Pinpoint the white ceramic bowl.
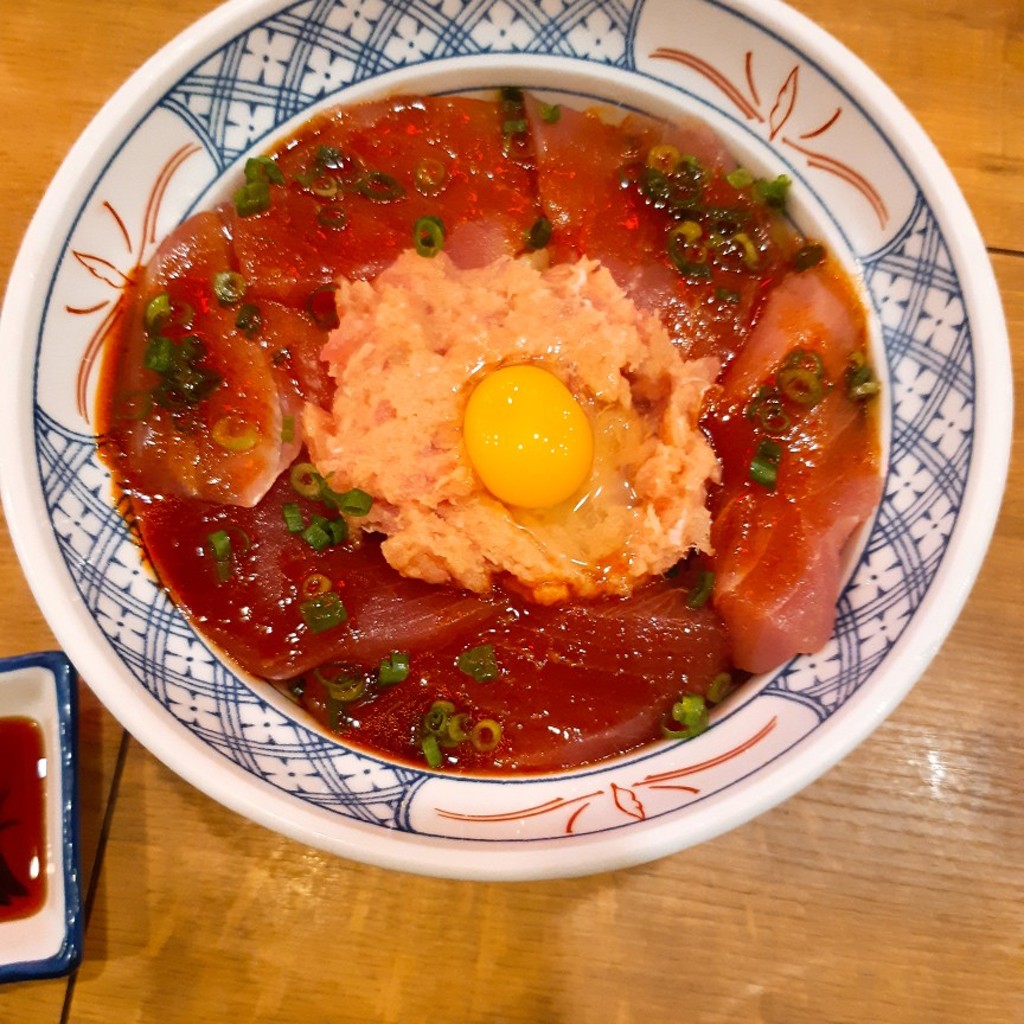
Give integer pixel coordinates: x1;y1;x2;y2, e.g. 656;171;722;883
0;0;1011;880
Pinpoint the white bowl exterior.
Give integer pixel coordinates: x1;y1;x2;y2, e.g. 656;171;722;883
0;0;1011;879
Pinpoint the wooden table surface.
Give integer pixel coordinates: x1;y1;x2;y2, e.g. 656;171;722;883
1;1;1021;1021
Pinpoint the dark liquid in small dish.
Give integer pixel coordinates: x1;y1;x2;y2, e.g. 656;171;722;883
0;717;47;922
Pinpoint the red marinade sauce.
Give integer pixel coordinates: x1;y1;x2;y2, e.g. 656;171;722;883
95;91;879;774
0;717;47;922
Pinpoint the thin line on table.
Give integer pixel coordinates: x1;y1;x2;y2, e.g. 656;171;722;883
60;728;131;1024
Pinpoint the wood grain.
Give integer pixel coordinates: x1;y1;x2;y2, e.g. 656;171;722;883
1;1;1021;1021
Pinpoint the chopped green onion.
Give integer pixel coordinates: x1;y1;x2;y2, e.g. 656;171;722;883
671;220;703;245
144;292;171;333
378;651;410;686
211;415;260;453
213;270;247;306
642;166;698;210
297;146;359;188
417;699;503;764
726;167;755;189
781;347;825;376
446;712;471;744
846;350;880;401
500;90;527;155
526;216;552;250
423;700;455;735
207;528;231;561
143;335;174;374
235;302;262;337
324;693;346;731
289;462;321;498
207;528;233;583
539;102;561;124
299;512;347;550
639;166;669;201
325;518;348;545
281;414;295;444
794;243;825;270
316;206;348;229
638;155;708;213
777;366;825;407
244;155;284;185
679;694;709;731
315;664;365;728
314;145;344;170
413;215;446;257
322;673;366;703
301;516;333;552
414;157;447;194
470;719;502;753
686;570;715;609
646;144;681;173
309;175;339;198
750;438;783;490
667;222;710;279
289;463;373;519
151;359;222;409
281;502;305;534
705;205;749;234
233;179;271;217
301;573;332;599
457;644;500;682
848;377;880;401
178;335;204;364
745;385;791;435
770;350;830;408
731;231;760;268
421;733;443;768
753;174;791;209
662;694;709;740
715;287;741;306
299;592;347;633
353;171;406;202
306;283;340;330
336;488;373;517
706;672;734;704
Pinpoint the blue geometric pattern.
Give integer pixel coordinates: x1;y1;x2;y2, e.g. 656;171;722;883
166;0;634;167
33;0;977;839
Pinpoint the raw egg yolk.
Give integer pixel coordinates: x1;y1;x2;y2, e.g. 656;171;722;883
463;365;594;509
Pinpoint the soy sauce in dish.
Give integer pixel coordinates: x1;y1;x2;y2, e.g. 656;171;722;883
0;717;47;922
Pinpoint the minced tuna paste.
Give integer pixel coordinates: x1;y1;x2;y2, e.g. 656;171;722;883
303;251;720;603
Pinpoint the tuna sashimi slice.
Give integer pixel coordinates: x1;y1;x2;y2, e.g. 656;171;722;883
708;264;882;673
108;210;301;507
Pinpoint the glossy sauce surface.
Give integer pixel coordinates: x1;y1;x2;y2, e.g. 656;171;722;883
2;2;1017;1016
0;717;47;922
97;92;879;772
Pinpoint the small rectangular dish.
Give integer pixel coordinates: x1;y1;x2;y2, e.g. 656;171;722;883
0;651;82;983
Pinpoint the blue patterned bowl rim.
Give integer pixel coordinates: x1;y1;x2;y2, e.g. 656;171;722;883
0;0;1012;879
